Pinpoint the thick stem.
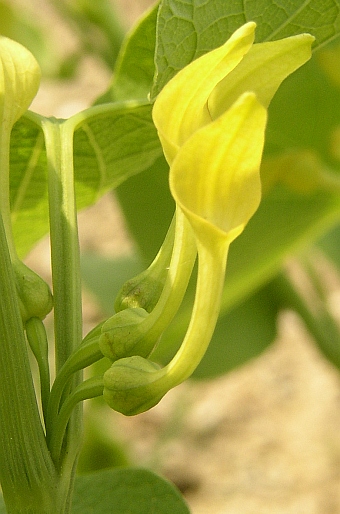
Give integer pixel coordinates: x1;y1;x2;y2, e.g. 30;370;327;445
0;210;57;513
42;117;83;502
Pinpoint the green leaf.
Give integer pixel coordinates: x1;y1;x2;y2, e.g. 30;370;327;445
72;102;161;209
72;468;190;514
10;115;48;258
153;0;340;97
10;101;162;258
96;3;159;104
221;186;340;313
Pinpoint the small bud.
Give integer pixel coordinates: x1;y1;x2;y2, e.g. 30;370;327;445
115;273;165;313
99;307;158;361
115;217;175;313
13;260;53;322
103;356;164;416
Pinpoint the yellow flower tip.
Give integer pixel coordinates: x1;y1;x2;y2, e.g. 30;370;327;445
152;21;257;163
170;92;267;246
0;36;41;128
208;31;315;118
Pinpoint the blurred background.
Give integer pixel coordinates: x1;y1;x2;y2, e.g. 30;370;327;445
3;1;340;512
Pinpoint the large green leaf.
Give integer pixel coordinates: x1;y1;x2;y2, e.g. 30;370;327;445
72;103;161;208
10;116;48;258
10;101;162;257
97;3;159;103
0;469;190;514
152;0;340;97
265;53;340;160
72;468;190;514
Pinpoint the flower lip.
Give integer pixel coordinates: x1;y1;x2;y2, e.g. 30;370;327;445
169;92;267;245
152;21;257;164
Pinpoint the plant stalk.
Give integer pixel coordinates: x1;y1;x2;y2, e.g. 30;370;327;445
0;209;58;513
42;116;83;510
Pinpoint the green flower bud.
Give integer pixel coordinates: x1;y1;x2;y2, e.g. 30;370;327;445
13;260;53;322
114;273;166;313
114;217;175;313
103;356;164;416
99;307;158;361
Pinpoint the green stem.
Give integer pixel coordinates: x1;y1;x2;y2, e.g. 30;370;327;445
50;376;104;465
46;325;104;441
42;117;82;372
0;210;57;513
41;116;83;499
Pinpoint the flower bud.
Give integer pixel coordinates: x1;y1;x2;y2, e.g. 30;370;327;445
103;356;164;415
115;273;166;313
115;217;175;313
13;260;53;322
99;307;158;361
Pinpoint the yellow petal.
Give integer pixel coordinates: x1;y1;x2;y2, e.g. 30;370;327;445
170;92;267;245
152;22;256;163
208;33;314;116
0;36;41;130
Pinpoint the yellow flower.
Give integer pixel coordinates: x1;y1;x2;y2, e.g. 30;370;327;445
103;23;314;415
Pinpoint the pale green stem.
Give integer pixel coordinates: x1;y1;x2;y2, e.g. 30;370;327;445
41;117;82;372
46;324;104;438
49;376;104;465
41;117;82;501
